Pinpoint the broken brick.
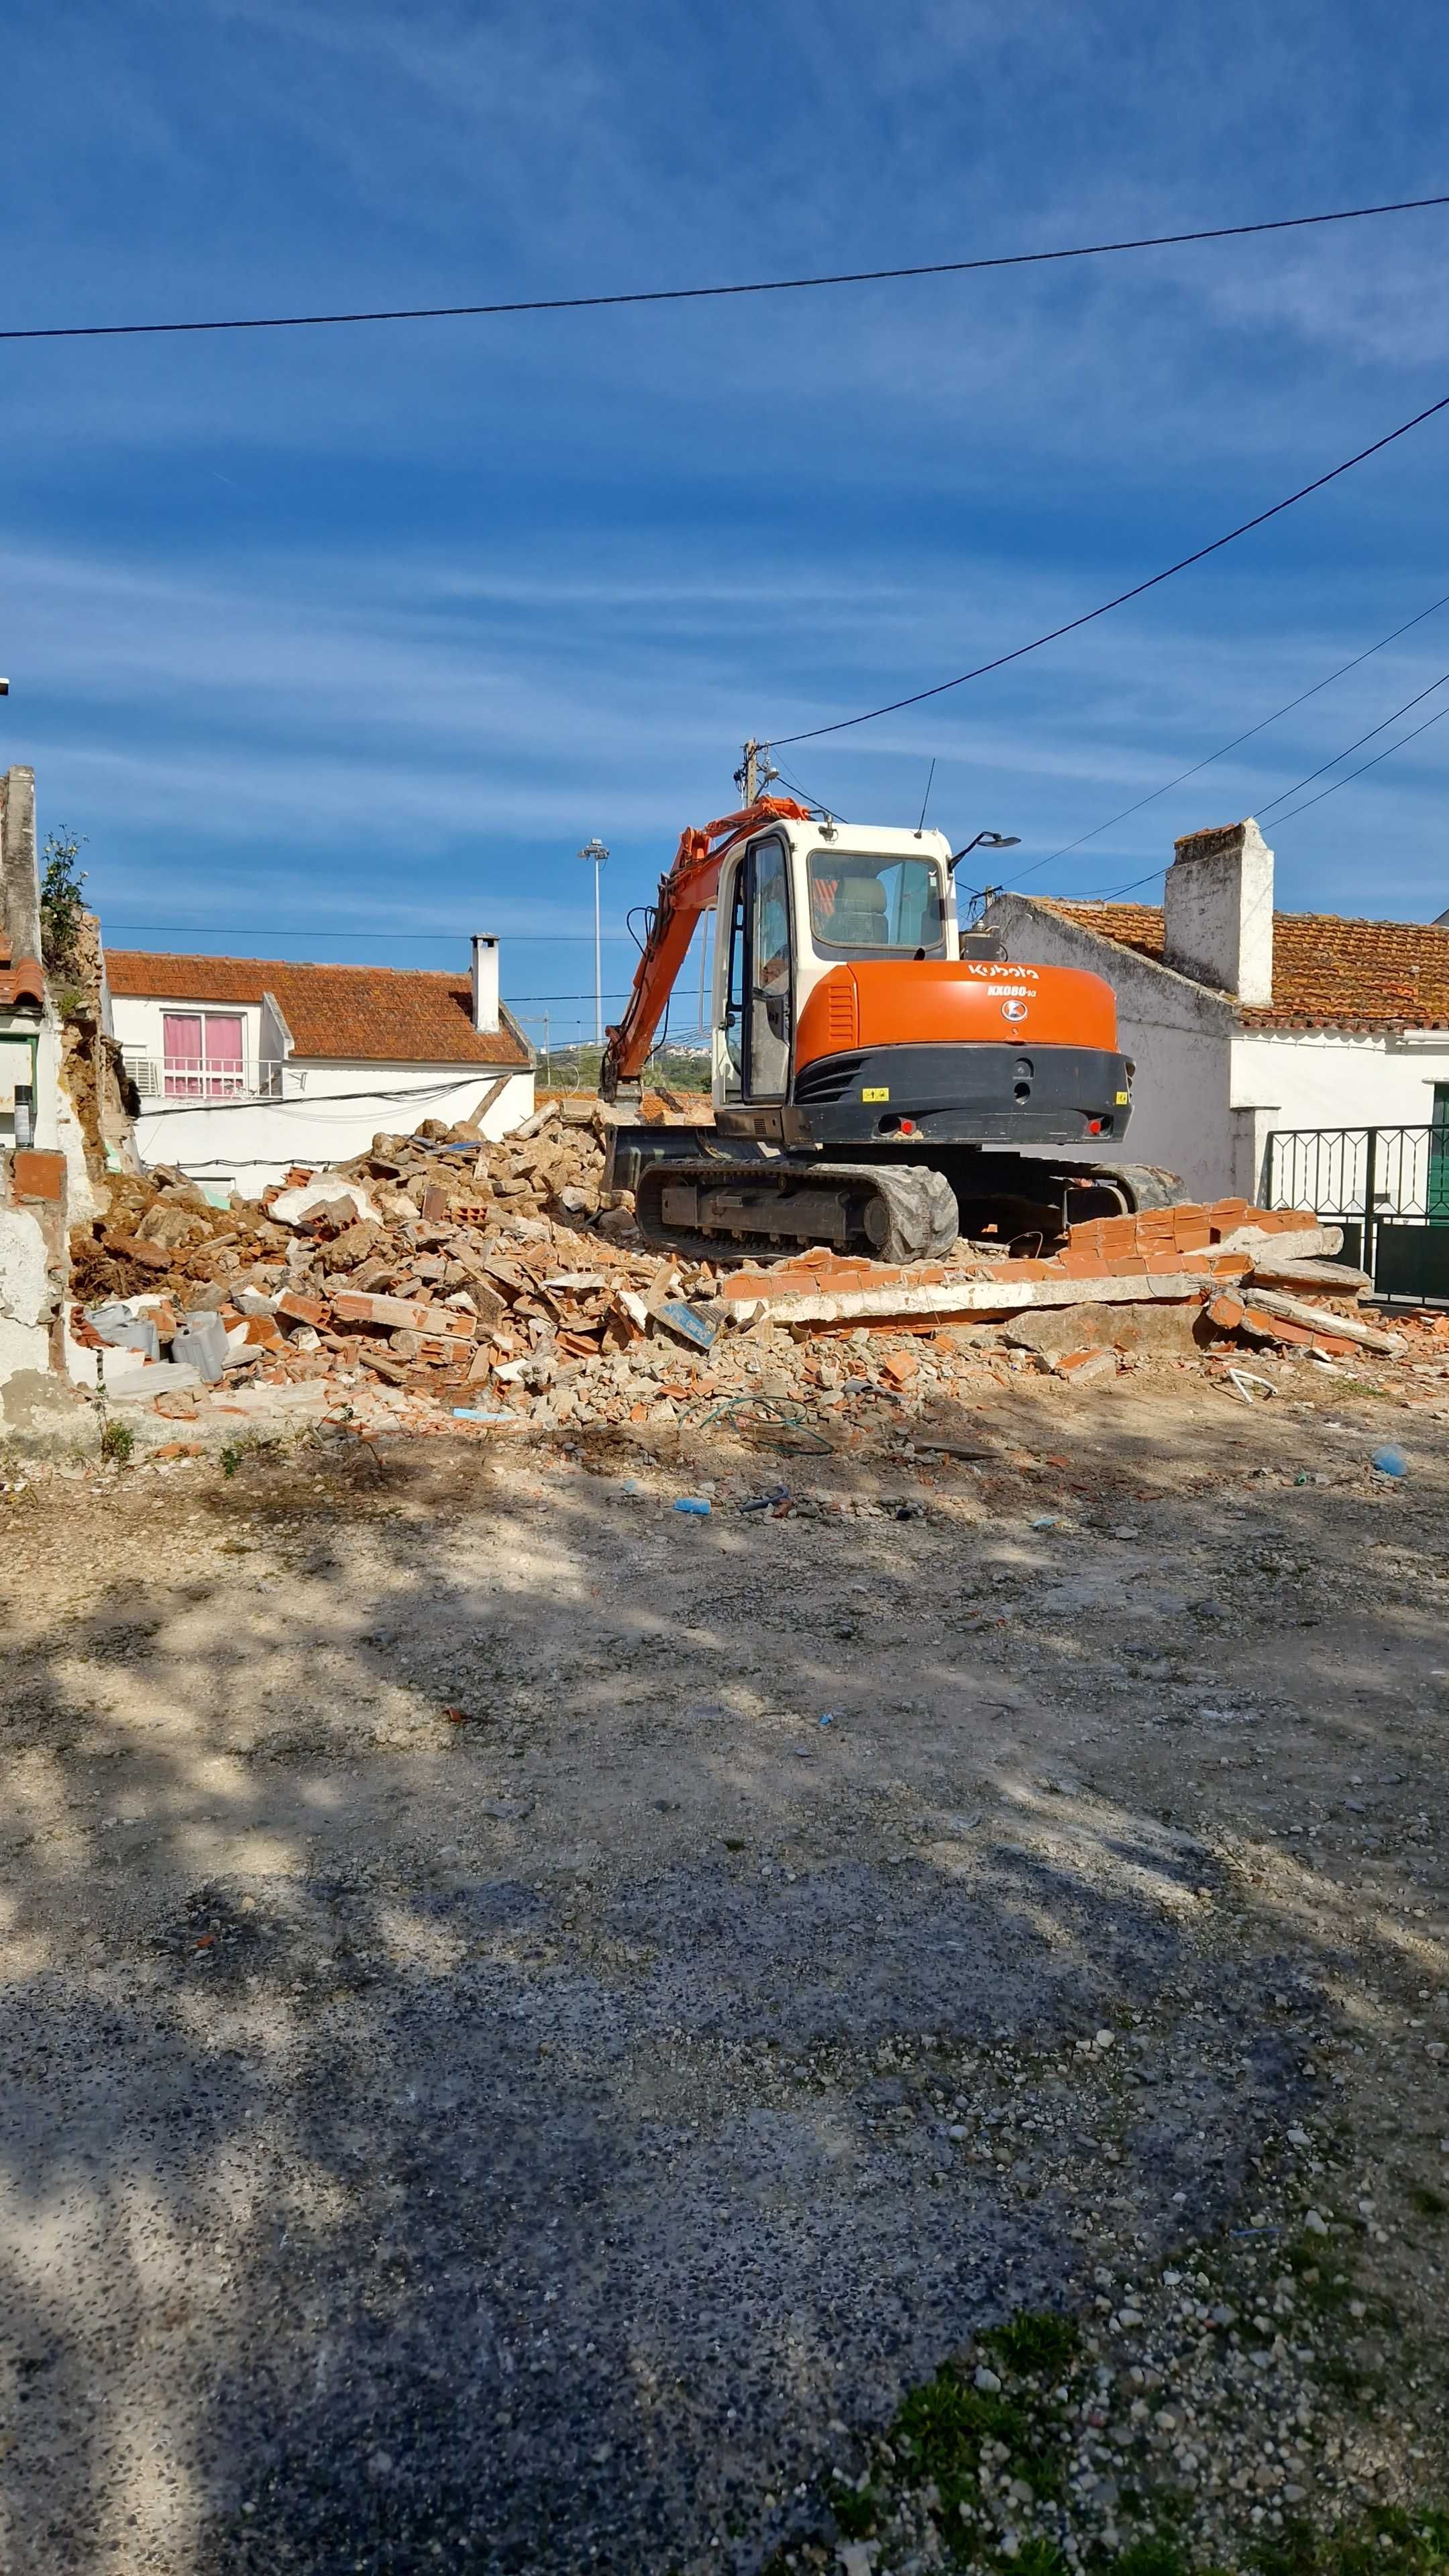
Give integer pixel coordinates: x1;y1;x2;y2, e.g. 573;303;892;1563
331;1291;436;1333
277;1290;329;1329
1054;1347;1117;1384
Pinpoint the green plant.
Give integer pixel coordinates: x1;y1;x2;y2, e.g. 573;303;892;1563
220;1444;242;1479
983;2312;1081;2375
1114;2542;1191;2576
830;2484;877;2536
40;830;88;977
100;1419;133;1466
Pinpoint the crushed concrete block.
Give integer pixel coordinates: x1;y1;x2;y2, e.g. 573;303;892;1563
105;1360;205;1402
268;1178;381;1230
1244;1254;1372;1295
1239;1285;1405;1353
1001;1299;1203;1358
170;1312;229;1382
87;1303;161;1362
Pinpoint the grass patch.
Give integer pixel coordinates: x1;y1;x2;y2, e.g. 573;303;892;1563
830;2483;877;2536
1253;2504;1449;2576
100;1419;134;1466
1114;2542;1193;2576
983;2311;1081;2376
890;2344;1067;2519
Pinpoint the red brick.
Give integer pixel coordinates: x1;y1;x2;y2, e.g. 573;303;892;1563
1055;1347;1116;1384
879;1350;919;1386
1242;1303;1318;1346
277;1290;329;1329
11;1148;66;1202
331;1290;435;1332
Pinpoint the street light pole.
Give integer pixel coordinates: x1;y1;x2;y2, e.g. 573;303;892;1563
578;837;610;1048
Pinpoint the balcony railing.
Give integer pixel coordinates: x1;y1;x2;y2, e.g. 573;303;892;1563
123;1051;284;1102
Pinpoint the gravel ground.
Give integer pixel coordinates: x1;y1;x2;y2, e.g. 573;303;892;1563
0;1354;1446;2573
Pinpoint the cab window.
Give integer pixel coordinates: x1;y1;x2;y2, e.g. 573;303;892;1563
807;852;946;957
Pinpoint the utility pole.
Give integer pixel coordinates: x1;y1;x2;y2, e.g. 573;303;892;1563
543;1011;551;1088
734;739;778;805
578;837;609;1050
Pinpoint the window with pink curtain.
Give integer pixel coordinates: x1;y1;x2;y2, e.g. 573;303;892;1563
163;1012;244;1097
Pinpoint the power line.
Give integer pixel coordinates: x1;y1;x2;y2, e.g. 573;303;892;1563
1270;696;1449;825
1254;668;1449;815
1002;586;1449;889
773;388;1449;745
1010;684;1449;888
103;924;636;941
5;191;1447;345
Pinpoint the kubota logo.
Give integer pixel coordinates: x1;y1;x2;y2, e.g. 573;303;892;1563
965;961;1038;979
1001;999;1029;1022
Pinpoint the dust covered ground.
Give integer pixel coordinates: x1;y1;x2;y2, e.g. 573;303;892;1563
1;1358;1447;2573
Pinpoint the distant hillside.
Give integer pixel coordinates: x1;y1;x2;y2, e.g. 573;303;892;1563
538;1040;712;1094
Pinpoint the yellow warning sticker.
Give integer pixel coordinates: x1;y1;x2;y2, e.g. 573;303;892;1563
1115;1090;1130;1104
861;1086;890;1102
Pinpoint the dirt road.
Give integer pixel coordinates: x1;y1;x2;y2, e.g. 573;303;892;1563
1;1366;1446;2573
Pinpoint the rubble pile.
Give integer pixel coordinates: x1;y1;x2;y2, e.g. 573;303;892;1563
62;1107;1448;1448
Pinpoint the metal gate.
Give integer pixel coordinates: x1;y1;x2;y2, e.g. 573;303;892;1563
1265;1123;1449;1303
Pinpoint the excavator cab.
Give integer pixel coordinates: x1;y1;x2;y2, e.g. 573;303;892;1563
714;822;956;1111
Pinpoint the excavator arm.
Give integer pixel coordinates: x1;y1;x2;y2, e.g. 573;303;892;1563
598;796;808;1099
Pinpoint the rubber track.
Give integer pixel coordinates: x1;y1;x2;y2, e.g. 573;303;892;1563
633;1158;959;1265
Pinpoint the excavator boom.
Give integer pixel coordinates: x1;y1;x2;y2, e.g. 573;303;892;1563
598;797;808;1097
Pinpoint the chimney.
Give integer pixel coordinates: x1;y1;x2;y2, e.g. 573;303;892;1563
470;935;500;1036
1163;817;1273;1005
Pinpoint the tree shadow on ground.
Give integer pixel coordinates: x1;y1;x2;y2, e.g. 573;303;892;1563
0;1411;1442;2574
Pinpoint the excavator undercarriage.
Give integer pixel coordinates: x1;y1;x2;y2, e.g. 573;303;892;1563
608;1130;1180;1265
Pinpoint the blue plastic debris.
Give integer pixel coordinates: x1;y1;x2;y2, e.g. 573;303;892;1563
452;1407;517;1424
1371;1445;1409;1478
674;1497;712;1516
1030;1515;1062;1530
657;1299;718;1350
818;1711;840;1727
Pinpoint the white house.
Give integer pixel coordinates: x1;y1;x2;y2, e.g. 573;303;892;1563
982;818;1449;1228
101;936;535;1195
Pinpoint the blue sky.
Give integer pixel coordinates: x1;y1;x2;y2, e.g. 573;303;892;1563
3;0;1449;1042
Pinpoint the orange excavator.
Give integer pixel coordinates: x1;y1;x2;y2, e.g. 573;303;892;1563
600;795;1177;1263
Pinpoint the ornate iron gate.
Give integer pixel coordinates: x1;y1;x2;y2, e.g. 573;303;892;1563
1265;1123;1449;1301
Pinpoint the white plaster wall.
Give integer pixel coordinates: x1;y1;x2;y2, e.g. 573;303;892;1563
985;896;1240;1198
0;1207;52;1384
133;1060;535;1193
1230;1029;1449;1209
109;994;268;1078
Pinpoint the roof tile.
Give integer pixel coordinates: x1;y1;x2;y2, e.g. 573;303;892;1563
1039;901;1449;1032
105;951;532;1069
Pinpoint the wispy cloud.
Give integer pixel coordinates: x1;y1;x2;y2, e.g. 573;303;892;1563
3;0;1448;1007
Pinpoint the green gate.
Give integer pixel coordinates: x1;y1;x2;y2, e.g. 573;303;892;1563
1267;1120;1449;1305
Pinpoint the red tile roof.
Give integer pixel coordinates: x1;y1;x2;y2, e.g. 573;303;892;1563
105;951;533;1069
1037;900;1449;1033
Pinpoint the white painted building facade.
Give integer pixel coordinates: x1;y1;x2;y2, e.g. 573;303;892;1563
983;820;1449;1208
102;935;535;1195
